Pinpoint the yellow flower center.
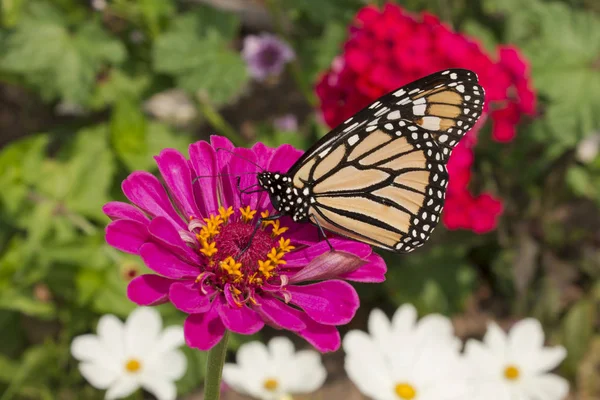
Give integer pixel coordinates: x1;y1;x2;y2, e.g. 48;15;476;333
503;365;520;381
395;383;417;399
263;378;279;391
125;358;142;373
185;206;295;306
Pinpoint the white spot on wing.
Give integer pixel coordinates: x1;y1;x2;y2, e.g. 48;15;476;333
348;134;360;146
387;110;401;120
413;104;426;116
420;116;441;130
393;89;406;97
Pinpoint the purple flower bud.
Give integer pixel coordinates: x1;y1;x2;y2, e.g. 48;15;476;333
242;33;295;81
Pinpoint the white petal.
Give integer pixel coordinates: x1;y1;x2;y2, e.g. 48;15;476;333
523;374;569;400
508;320;547;370
71;334;117;371
368;308;391;337
236;341;270;371
466;381;511;400
416;314;455;345
97;315;125;361
268;337;295;365
222;365;251;395
343;331;394;400
125;307;162;358
391;304;417;335
223;364;271;399
154;326;185;353
484;322;508;354
529;346;567;374
105;376;140;399
286;350;326;393
463;339;504;377
508;319;544;355
79;362;119;389
150;350;187;380
140;374;177;400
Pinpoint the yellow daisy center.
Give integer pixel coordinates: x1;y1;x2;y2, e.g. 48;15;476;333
395;382;417;399
503;364;520;381
263;377;279;391
125;358;142;373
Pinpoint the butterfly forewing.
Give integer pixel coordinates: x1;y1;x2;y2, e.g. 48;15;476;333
264;69;484;253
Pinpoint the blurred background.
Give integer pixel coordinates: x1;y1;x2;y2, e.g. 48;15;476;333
0;0;599;398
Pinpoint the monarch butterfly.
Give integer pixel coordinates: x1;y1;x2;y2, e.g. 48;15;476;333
256;69;484;253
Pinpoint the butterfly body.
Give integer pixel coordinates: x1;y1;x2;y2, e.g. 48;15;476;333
258;69;485;253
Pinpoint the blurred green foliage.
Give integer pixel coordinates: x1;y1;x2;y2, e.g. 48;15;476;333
0;0;599;398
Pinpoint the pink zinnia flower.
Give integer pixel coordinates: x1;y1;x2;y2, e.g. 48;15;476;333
103;136;386;352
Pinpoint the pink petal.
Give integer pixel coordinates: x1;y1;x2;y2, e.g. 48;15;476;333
285;239;372;268
169;281;212;314
288;307;341;352
341;253;387;282
102;201;149;224
127;274;173;305
286;280;359;325
188;141;219;216
215;295;264;335
155;149;202;220
253;296;306;331
184;306;225;351
228;148;261;210
122;171;184;229
106;220;149;254
289;250;368;283
148;217;200;265
139;243;199;279
210;136;238;211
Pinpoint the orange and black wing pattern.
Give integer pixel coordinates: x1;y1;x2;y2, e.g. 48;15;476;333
285;69;484;253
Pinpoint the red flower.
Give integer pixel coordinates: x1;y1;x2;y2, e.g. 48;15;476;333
315;3;536;234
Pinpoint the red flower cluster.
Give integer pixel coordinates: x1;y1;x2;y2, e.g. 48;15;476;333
315;4;535;233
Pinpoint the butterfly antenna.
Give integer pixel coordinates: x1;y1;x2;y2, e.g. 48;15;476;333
215;148;265;172
192;171;257;185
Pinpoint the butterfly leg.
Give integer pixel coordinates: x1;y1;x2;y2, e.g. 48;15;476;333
238;213;285;257
309;213;334;251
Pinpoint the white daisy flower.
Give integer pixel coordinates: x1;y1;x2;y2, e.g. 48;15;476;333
71;307;187;400
344;304;467;400
463;318;569;400
223;336;326;400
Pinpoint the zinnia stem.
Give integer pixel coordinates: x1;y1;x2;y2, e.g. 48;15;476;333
204;330;230;400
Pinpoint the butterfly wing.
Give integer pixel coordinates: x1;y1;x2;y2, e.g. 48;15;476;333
287;69;484;253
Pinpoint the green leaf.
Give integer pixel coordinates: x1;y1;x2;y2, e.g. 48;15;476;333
1;3;126;104
60;126;115;220
138;0;176;37
0;288;55;318
383;244;476;314
89;69;151;110
1;0;27;27
561;298;596;377
498;1;600;152
110;97;148;170
0;343;58;400
153;13;248;105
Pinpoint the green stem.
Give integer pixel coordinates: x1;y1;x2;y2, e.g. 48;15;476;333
204;331;230;400
197;97;245;146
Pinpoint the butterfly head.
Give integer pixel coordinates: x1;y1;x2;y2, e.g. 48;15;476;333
257;172;310;221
